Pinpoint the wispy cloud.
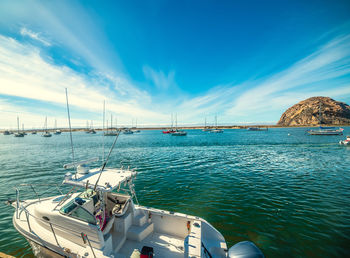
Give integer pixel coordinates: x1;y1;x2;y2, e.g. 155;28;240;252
143;66;176;90
20;27;51;46
0;35;168;128
226;34;350;119
174;33;350;123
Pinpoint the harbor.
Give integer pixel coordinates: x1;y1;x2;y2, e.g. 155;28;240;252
1;127;350;257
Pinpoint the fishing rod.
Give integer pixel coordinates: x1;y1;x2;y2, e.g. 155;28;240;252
65;88;76;178
94;129;121;191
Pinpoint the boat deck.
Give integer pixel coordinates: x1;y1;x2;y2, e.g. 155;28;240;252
116;232;185;258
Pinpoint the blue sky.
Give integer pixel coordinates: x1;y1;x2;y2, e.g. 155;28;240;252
0;0;350;128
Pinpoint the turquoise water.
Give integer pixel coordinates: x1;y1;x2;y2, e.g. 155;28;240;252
1;128;350;257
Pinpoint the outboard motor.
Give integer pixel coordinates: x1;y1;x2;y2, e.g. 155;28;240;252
228;241;264;258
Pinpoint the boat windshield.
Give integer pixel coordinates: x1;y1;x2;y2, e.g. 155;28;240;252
60;189;97;225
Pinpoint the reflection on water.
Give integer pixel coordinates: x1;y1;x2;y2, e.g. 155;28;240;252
0;127;350;257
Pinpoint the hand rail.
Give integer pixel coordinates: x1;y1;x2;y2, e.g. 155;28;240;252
17;183;64;201
81;233;97;258
18;205;100;255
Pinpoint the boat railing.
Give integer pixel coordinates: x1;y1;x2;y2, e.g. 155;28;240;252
17;202;97;257
15;183;63;203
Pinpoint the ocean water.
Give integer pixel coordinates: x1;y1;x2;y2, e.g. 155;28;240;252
0;128;350;257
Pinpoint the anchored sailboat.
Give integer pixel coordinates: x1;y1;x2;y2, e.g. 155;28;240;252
171;114;187;136
105;115;118;136
163;113;176;134
42;117;52;137
307;103;343;135
54;119;62;135
14;116;24;137
210;115;223;133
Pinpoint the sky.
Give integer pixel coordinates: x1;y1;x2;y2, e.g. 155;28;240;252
0;0;350;129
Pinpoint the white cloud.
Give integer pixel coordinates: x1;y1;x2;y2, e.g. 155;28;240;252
225;34;350;120
20;27;51;46
0;35;168;128
143;66;176;90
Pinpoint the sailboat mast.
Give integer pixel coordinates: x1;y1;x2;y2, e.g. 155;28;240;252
318;103;322;125
17;116;19;133
171;113;173;129
111;114;113;129
176;113;178;130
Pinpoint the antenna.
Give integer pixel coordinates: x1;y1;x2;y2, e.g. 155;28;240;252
94;130;121;191
65;88;76;176
102;100;105;164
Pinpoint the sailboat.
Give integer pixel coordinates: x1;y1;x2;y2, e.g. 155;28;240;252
307;103;343;135
202;117;211;132
132;119;140;133
171;114;187;136
105;115;118;136
54;119;62;135
89;120;96;134
210;115;223;133
42;117;52;137
14;116;24;137
86;121;91;133
163;113;176;134
22;124;27;135
8;90;264;257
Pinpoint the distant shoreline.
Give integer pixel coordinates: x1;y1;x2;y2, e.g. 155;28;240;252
1;124;349;133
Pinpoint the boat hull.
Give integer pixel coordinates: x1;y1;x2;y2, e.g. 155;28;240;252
308;131;343;135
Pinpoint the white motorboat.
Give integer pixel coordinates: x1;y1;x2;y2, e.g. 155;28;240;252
10;158;264;258
10;90;264;258
339;136;350;145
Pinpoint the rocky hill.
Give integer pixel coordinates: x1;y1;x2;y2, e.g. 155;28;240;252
277;96;350;126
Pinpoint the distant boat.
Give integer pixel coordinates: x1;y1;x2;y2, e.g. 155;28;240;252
53;119;61;135
105;115;118;136
210;115;223;133
31;131;37;134
339;135;350;145
123;129;134;134
132;119;140;133
3;130;10;135
171;130;187;136
307;103;343;135
89;120;96;134
247;127;268;131
14;117;24;137
163;113;176;134
203;117;211;132
307;127;343;135
22;124;27;135
42;117;52;137
171;114;187;136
